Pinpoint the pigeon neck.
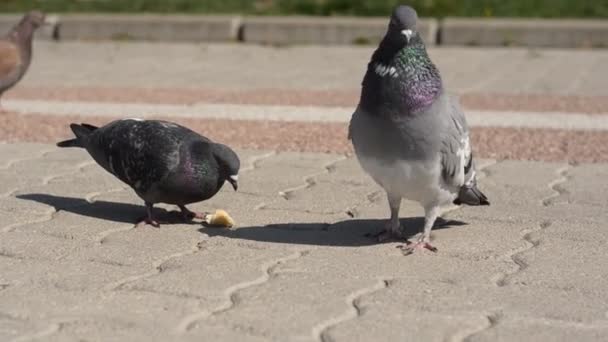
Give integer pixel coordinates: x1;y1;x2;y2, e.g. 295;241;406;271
360;35;443;115
186;141;226;193
9;21;35;58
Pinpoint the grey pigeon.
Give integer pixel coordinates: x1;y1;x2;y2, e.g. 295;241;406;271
57;119;240;227
349;5;489;254
0;11;46;111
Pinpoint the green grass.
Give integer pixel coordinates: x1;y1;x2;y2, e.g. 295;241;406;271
0;0;606;18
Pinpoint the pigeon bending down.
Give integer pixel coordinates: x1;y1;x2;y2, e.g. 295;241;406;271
0;11;47;111
348;5;489;254
57;119;240;227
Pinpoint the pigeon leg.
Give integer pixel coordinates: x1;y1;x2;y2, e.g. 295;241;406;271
368;193;402;242
400;205;440;255
135;202;161;228
178;205;208;222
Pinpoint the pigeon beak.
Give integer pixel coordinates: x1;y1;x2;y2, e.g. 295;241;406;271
401;29;413;43
228;175;238;191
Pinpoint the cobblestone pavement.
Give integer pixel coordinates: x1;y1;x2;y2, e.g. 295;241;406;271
1;42;607;341
14;42;608;96
1;145;607;341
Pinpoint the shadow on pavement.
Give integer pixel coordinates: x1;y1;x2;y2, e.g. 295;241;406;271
200;217;467;247
15;193;183;224
17;193;468;242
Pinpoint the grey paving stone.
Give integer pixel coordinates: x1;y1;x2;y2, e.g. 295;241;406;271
0;143;54;169
0;149;92;196
0;256;138;292
18;42;608;96
1;144;607;341
328;310;490;342
0;314;53;342
467;317;608;342
0;196;54;233
0;287;201;341
239;152;344;198
499;221;608;293
551;164;608;207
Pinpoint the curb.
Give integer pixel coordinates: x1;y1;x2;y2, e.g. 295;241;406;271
441;18;608;48
55;14;241;42
1;14;607;48
240;16;438;46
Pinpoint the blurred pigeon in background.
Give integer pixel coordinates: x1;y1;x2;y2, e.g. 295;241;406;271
0;11;47;112
57;119;240;227
349;5;489;254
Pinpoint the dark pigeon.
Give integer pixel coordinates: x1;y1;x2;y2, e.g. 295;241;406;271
0;11;47;112
349;5;489;254
57;119;240;227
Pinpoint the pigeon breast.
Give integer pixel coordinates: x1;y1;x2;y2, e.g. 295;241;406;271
0;40;23;92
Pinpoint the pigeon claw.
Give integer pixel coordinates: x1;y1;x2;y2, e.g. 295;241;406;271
182;211;208;222
178;205;208;222
398;240;438;255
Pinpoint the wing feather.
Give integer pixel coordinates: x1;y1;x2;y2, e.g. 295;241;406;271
440;95;473;188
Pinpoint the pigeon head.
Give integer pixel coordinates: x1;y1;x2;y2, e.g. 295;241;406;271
212;143;240;191
370;5;426;66
11;11;47;41
388;5;418;45
23;11;47;29
359;5;442;115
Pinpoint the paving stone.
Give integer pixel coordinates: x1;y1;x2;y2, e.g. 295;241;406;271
0;313;53;342
18;42;608;95
240;152;344;198
1;149;92;196
0;196;54;232
1;144;607;341
0;257;137;292
552;164;608;207
0;143;54;168
467;317;608;342
329;310;490;342
0;287;200;340
500;221;608;293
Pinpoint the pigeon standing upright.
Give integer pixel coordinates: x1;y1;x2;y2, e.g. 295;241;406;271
57;119;240;227
0;11;47;112
349;5;489;254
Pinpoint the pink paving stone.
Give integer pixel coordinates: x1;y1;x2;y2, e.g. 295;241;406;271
1;112;607;163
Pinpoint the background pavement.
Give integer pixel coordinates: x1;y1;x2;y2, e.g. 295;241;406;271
0;41;607;341
8;41;608;95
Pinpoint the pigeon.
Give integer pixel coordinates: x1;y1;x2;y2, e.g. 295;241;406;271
348;5;489;254
57;119;240;227
0;11;47;112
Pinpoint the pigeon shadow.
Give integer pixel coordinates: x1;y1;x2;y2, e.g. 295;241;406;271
200;217;467;247
16;193;186;225
17;193;468;243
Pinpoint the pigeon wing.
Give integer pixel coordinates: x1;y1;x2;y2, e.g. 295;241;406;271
91;121;182;194
440;95;474;188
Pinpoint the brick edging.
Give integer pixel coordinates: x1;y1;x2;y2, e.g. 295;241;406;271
1;14;607;48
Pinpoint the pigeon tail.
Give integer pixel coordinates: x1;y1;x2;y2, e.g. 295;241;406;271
453;183;490;206
56;123;98;148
